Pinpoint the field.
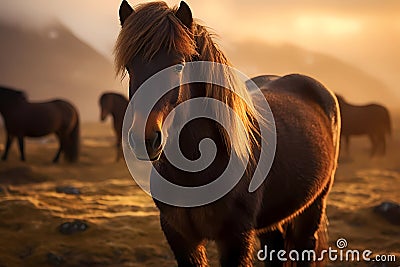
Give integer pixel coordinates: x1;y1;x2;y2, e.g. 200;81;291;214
0;120;399;267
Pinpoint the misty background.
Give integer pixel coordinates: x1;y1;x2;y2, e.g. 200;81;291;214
0;0;399;121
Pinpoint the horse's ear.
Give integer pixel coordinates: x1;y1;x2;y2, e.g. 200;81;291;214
119;0;135;26
175;1;193;30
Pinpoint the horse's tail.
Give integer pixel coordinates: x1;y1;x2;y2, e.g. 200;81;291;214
63;111;80;163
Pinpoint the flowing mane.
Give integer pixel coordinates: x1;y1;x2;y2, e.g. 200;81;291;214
114;1;261;164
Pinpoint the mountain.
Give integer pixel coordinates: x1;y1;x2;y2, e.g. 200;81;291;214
225;40;399;109
0;20;123;121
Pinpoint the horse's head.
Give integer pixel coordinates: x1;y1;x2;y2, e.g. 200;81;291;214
115;1;197;161
0;87;27;109
115;1;259;163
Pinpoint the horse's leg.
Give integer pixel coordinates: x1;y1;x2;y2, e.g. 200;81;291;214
115;141;122;162
160;217;207;267
216;231;256;267
115;128;122;162
259;230;284;267
379;133;386;156
369;134;377;157
52;135;63;163
1;134;14;161
17;137;25;161
287;192;328;267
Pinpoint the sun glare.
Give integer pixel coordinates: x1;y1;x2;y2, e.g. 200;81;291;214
294;15;362;37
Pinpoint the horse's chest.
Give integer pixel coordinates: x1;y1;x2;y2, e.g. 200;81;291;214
162;206;225;239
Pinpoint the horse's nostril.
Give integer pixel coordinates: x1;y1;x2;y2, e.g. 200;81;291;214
152;131;162;151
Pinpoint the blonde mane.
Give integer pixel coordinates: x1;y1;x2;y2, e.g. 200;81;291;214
114;1;261;164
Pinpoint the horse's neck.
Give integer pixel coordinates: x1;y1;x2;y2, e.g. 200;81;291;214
0;100;24;117
110;99;127;122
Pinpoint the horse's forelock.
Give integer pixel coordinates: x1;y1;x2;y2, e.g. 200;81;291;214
114;2;197;76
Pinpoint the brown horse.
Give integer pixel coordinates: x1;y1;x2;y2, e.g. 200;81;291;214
115;1;340;266
0;86;80;163
99;92;128;161
336;94;391;157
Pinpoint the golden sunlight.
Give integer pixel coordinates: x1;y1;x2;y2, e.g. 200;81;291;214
294;14;362;37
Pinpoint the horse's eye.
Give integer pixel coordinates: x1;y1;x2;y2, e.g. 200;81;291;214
174;63;184;73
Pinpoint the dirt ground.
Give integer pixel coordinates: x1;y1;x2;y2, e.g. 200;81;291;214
0;119;399;267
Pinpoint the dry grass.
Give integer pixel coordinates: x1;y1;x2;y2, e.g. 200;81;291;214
0;119;399;266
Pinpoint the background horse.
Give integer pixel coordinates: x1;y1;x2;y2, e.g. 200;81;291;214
99;92;128;161
0;86;80;163
336;94;391;157
116;1;340;266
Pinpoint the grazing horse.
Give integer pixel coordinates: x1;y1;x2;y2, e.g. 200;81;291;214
336;94;391;157
115;1;340;266
0;86;80;162
99;92;129;161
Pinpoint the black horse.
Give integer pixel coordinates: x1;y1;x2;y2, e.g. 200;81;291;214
0;86;80;162
336;94;391;157
115;1;340;266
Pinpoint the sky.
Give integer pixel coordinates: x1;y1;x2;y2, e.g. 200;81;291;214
1;0;399;99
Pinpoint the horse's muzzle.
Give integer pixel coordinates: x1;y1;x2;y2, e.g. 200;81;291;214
129;129;162;161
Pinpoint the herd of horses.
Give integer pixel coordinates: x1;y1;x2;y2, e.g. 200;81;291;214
0;83;392;164
0;1;394;266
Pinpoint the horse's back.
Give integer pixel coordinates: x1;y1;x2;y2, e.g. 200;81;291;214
27;99;78;121
259;74;340;138
23;99;78;136
339;101;391;136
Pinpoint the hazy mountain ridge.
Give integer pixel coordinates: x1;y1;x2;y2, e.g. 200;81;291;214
226;40;398;108
0;20;122;121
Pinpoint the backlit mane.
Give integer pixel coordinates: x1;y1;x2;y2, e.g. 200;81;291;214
114;1;261;164
192;24;261;163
